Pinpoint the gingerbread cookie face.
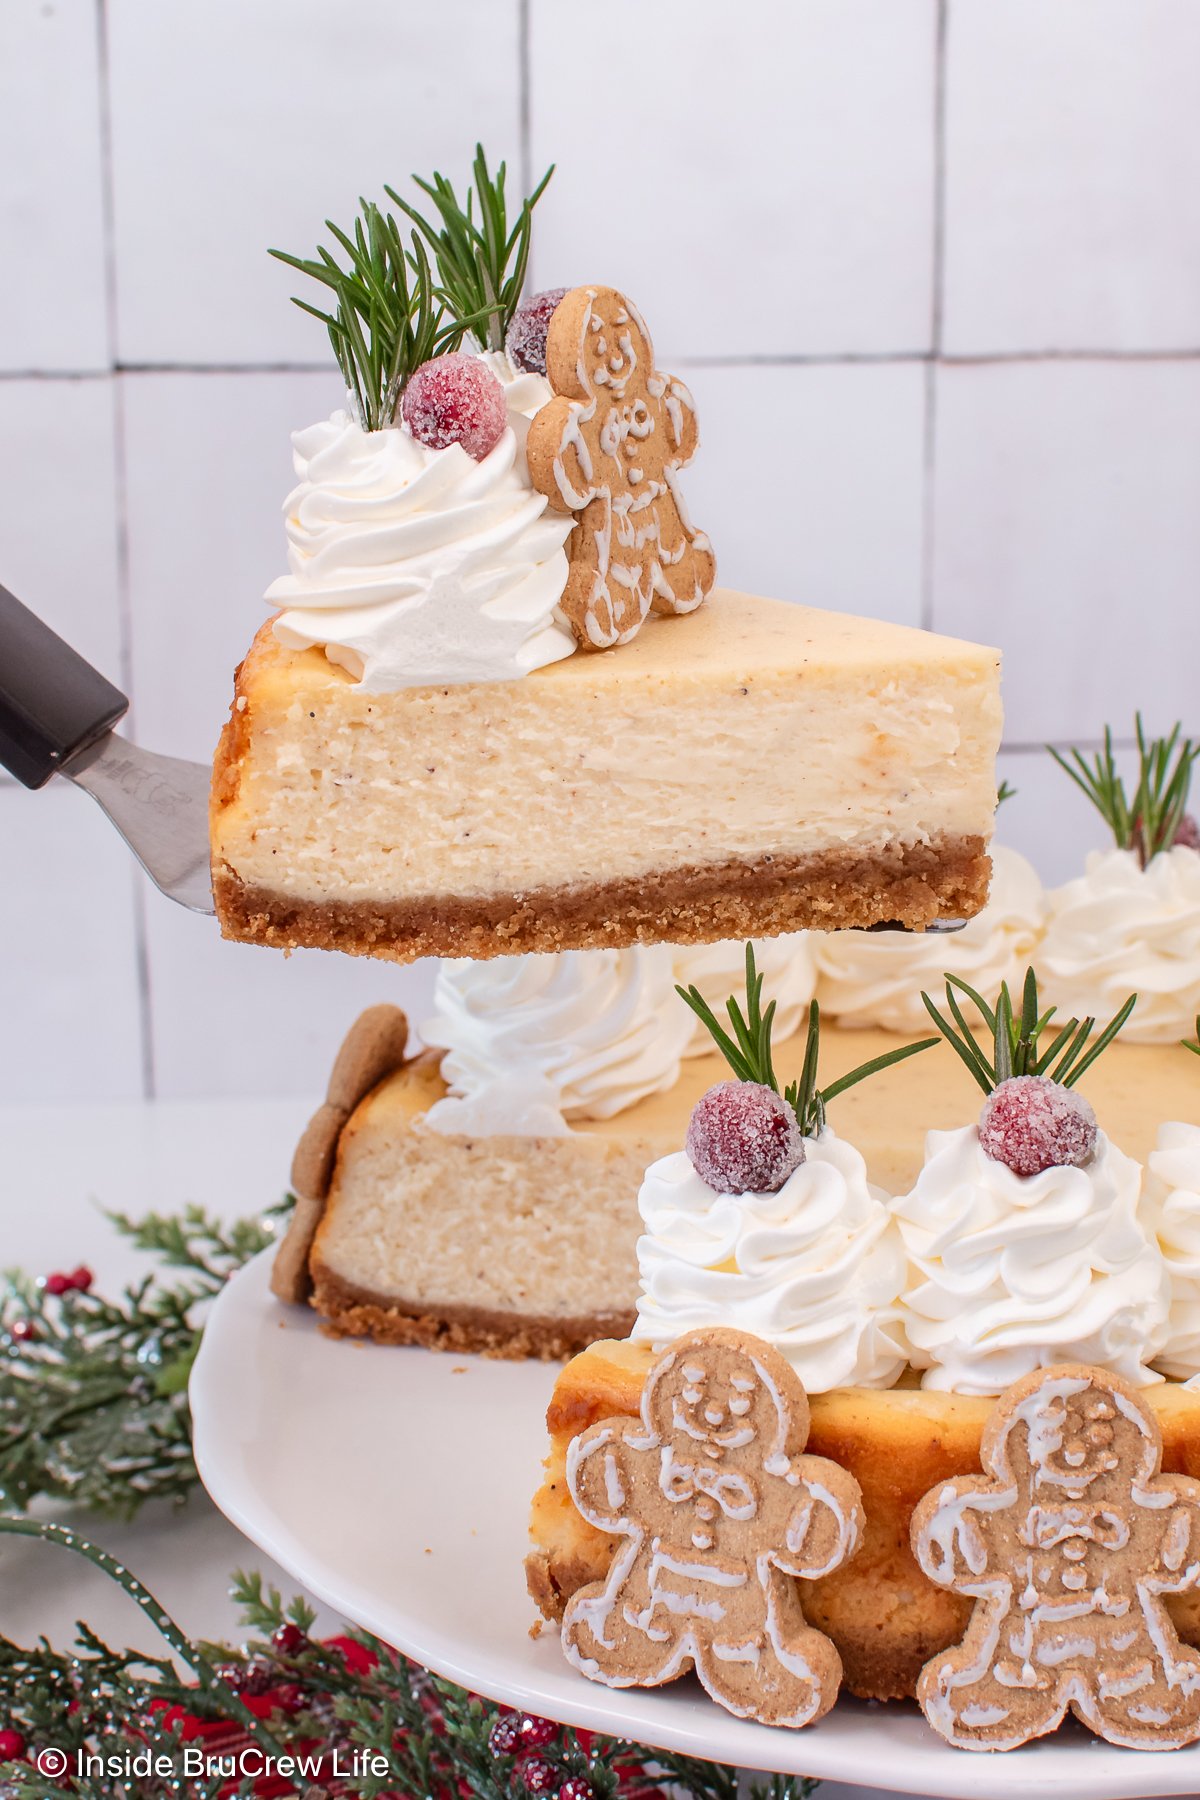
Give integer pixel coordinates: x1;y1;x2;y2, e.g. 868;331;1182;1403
912;1363;1200;1753
561;1326;862;1729
526;286;715;650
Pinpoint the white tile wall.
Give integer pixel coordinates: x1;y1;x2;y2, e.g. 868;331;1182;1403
529;0;938;361
0;0;109;372
4;0;1200;1100
107;0;523;366
931;359;1200;743
943;0;1200;354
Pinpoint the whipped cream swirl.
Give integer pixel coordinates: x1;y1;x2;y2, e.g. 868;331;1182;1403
268;352;574;690
893;1125;1169;1395
1037;846;1200;1043
631;1129;908;1391
422;947;693;1138
1142;1121;1200;1381
672;935;817;1057
814;847;1046;1033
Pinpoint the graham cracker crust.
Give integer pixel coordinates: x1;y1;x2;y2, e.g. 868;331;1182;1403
310;1260;635;1361
213;836;990;964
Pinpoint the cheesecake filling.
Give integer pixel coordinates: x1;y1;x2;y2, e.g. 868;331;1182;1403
267;351;575;690
215;658;1000;905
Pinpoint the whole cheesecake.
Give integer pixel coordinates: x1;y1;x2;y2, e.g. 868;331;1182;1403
211;590;1001;964
274;1001;1198;1354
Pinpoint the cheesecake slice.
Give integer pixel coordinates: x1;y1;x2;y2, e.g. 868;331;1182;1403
212;590;1002;964
273;1002;1196;1357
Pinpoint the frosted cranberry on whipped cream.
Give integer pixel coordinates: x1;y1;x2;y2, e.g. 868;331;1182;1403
895;968;1167;1394
268;349;575;690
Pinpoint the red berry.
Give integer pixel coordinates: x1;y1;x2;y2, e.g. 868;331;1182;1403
978;1075;1098;1177
272;1621;306;1655
488;1715;523;1757
517;1715;559;1750
44;1272;73;1296
0;1731;24;1761
271;1682;307;1715
685;1081;805;1195
68;1266;93;1292
1175;813;1200;851
8;1320;36;1344
521;1757;560;1795
506;288;568;376
558;1781;594;1800
401;354;506;461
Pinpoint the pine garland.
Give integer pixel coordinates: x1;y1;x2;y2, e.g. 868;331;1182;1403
0;1204;285;1517
0;1518;818;1800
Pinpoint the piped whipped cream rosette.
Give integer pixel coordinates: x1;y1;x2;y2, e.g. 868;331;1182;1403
893;967;1169;1394
1040;717;1200;1042
266;154;579;692
630;945;933;1391
421;946;694;1138
1141;1025;1200;1381
814;845;1046;1034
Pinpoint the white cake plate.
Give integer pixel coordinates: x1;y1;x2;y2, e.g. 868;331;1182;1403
192;1249;1200;1799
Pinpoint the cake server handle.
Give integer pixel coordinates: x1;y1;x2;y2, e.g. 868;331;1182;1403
0;583;215;914
0;581;129;788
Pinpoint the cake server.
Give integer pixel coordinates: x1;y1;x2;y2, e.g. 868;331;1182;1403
0;583;965;933
0;582;214;914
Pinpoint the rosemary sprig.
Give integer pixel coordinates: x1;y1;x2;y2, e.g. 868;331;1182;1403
921;966;1136;1097
389;144;554;352
1184;1016;1200;1059
270;202;462;430
996;779;1017;807
1048;715;1199;866
677;944;936;1137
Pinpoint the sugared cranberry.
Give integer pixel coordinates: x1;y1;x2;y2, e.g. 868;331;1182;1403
1175;814;1200;851
558;1781;594;1800
69;1265;93;1291
272;1621;306;1656
401;354;506;461
686;1081;805;1195
978;1075;1098;1177
516;1715;559;1750
506;288;568;376
488;1715;524;1757
0;1731;25;1762
521;1757;560;1795
44;1273;73;1297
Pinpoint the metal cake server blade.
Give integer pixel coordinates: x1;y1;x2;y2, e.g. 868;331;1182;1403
0;580;964;933
64;735;214;915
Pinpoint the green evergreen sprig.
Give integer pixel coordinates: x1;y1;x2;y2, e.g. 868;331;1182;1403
388;144;554;352
0;1519;816;1800
270;203;465;430
1184;1016;1200;1059
996;779;1017;807
921;966;1136;1098
677;944;936;1138
1049;715;1199;866
0;1202;284;1518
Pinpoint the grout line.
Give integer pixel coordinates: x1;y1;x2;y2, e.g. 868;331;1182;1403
8;346;1200;383
919;0;948;633
94;0;120;370
518;0;532;209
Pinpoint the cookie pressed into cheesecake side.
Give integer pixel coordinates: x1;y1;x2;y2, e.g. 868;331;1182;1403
211;592;1002;964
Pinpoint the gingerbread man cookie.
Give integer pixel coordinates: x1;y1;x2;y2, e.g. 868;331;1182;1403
526;285;715;650
912;1363;1200;1752
561;1326;862;1728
